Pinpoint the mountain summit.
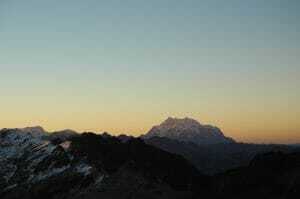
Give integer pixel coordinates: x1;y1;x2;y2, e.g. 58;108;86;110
143;117;235;145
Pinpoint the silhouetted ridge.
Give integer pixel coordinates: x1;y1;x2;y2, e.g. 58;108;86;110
213;152;300;199
70;132;210;191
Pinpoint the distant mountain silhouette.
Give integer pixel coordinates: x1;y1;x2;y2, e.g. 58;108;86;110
144;136;294;174
143;117;235;145
142;117;297;174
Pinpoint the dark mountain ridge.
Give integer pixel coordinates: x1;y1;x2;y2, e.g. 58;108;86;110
212;151;300;199
144;136;294;174
0;128;210;199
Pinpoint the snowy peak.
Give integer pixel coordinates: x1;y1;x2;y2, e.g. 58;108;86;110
0;126;48;139
0;127;103;195
160;117;202;129
143;117;235;145
20;126;47;137
0;127;80;141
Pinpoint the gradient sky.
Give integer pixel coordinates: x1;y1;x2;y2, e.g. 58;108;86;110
0;0;300;143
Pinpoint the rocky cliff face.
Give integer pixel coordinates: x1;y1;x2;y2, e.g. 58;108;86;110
0;128;104;199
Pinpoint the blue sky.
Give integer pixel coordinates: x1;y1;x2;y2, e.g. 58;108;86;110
0;0;299;143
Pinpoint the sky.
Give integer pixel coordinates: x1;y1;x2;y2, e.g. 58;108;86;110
0;0;299;143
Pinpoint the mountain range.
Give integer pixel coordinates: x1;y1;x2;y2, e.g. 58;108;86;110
0;127;209;199
1;118;300;199
142;117;295;174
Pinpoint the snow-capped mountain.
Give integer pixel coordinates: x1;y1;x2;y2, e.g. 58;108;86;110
19;126;47;137
143;117;235;145
0;127;104;198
